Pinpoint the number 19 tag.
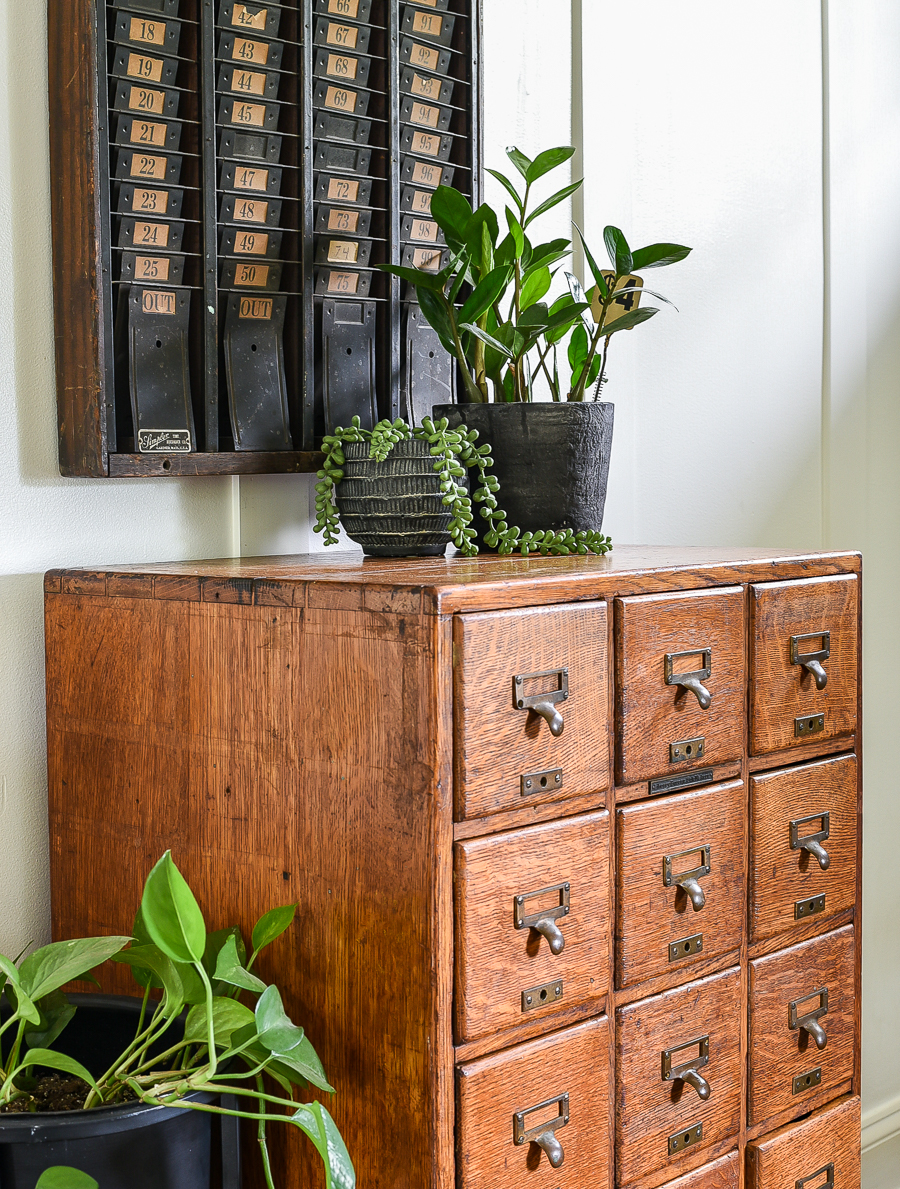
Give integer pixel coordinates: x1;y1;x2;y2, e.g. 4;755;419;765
591;272;644;327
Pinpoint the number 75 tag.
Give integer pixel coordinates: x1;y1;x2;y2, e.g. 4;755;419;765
591;272;644;327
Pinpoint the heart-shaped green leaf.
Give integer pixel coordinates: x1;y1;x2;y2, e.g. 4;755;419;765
36;1167;99;1189
250;903;297;959
18;937;131;1001
184;996;256;1049
141;852;206;965
255;985;305;1055
24;990;77;1050
13;1049;98;1095
291;1102;356;1189
525;145;575;184
630;242;692;270
216;935;266;994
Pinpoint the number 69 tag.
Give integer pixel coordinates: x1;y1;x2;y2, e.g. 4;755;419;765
591;272;644;327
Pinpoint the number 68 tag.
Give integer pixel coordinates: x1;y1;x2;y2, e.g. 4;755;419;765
591;272;644;327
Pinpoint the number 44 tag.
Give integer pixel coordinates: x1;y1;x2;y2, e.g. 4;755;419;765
591;272;643;328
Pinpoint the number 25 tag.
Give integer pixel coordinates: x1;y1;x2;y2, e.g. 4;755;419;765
591;272;644;327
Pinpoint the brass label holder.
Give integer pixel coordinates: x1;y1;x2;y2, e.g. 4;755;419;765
665;649;712;709
513;1092;569;1170
513;668;569;737
661;1035;711;1099
668;1121;702;1155
796;1163;835;1189
663;845;711;912
514;882;570;956
789;986;829;1049
792;1066;822;1095
522;979;563;1013
790;812;831;870
791;631;831;690
795;894;826;921
669;933;703;961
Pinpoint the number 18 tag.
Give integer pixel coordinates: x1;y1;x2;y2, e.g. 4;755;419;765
591;272;644;327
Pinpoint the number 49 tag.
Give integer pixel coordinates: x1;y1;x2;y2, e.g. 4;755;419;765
591;272;644;327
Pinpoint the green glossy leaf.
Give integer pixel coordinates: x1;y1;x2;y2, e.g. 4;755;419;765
417;288;457;356
519;266;551;311
203;926;246;984
544;301;589;333
0;955;41;1024
543;295;579;346
460;324;515;361
14;1049;97;1094
485;167;523;212
458;266;511;327
242;1032;335;1094
36;1168;99;1189
524;179;583;229
525;145;575;184
375;263;443;292
141;851;206;965
574;226;609;300
603;225;633;276
494;233;518;269
112;945;185;1017
518;301;550;329
630;242;692;270
255;985;305;1055
567;323;589;375
184;996;256;1048
598;306;659;335
24;991;76;1051
291;1102;356;1189
18;938;131;1002
506;145;532;180
250;902;296;958
215;935;267;994
525;238;571;274
466;204;499;268
505;209;524;260
429;185;473;246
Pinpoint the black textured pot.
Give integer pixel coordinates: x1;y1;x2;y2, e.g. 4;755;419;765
433;402;614;538
335;438;457;557
0;994;238;1189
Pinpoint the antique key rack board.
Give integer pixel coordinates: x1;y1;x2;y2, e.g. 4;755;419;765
49;0;482;476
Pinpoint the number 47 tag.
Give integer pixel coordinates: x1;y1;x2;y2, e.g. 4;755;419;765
591;272;643;327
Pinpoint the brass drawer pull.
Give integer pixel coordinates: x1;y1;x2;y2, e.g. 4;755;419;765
513;1092;569;1169
665;650;712;709
661;1035;711;1100
790;812;831;871
791;631;831;690
789;986;829;1050
514;882;570;955
513;668;568;737
662;845;711;912
796;1163;835;1189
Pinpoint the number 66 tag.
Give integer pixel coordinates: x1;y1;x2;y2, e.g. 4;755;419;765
591;272;644;327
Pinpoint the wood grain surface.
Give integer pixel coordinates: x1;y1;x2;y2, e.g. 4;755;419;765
615;587;746;785
628;1150;739;1189
453;601;610;819
454;812;609;1044
616;781;746;991
746;1095;860;1189
108;451;324;477
615;968;742;1185
456;1017;611;1189
748;925;855;1128
749;576;858;755
750;754;858;943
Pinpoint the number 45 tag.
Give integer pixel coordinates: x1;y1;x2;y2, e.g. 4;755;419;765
591;272;643;327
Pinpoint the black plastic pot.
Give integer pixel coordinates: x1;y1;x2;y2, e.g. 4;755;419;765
433;402;614;539
0;994;239;1189
335;438;458;556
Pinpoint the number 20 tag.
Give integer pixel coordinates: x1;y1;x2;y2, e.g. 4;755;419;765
591;272;644;327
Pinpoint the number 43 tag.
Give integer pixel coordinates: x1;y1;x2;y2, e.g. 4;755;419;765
591;272;643;327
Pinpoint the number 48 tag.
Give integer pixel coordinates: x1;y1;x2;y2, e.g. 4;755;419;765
591;272;644;327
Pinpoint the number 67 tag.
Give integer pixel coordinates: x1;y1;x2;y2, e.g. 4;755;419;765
591;272;643;327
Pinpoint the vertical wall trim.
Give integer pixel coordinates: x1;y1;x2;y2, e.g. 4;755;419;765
821;0;832;548
570;0;585;283
231;476;242;557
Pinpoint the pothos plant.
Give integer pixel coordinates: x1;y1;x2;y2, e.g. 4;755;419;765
314;416;612;556
378;144;691;403
0;852;355;1189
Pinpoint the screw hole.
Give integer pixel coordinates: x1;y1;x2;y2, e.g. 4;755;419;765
540;989;547;1001
540;776;547;787
156;340;162;348
428;350;435;358
162;459;171;471
251;343;257;352
346;347;352;355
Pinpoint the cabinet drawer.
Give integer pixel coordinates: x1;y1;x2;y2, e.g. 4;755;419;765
615;587;745;786
454;811;609;1044
456;1016;611;1189
640;1152;740;1189
453;602;609;820
748;926;855;1127
616;780;746;990
616;968;742;1185
747;1096;860;1189
749;575;858;756
750;755;858;943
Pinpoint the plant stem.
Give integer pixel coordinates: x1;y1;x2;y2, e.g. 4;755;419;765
442;293;485;403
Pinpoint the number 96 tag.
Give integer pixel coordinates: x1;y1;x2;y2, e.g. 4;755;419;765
591;272;643;327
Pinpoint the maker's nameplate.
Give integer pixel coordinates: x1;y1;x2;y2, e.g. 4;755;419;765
650;768;714;796
138;428;192;453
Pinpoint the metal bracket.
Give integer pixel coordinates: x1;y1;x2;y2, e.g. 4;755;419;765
661;1035;711;1100
789;987;829;1050
795;714;825;738
520;768;563;798
795;894;826;921
513;1092;569;1169
670;737;705;764
796;1164;835;1189
665;649;712;709
791;632;831;690
792;1066;822;1095
790;812;831;871
669;933;703;962
522;979;564;1013
663;846;711;912
514;883;570;955
513;669;569;737
668;1122;703;1155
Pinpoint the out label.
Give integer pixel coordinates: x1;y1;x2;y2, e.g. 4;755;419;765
141;289;176;315
239;296;273;319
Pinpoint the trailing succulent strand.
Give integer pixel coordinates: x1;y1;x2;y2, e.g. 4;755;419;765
313;417;613;558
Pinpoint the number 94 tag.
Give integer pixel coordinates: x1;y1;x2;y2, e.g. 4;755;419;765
591;272;643;327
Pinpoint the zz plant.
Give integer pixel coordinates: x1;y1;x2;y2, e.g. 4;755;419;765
0;852;355;1189
314;416;612;557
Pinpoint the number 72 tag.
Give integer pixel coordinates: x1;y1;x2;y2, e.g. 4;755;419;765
591;272;644;327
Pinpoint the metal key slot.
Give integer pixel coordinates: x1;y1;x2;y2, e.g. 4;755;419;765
796;1163;835;1189
790;812;831;870
668;932;704;961
663;845;711;912
789;986;829;1050
668;1122;702;1155
795;713;825;738
513;668;569;737
670;736;705;763
791;631;831;690
795;893;826;920
661;1035;711;1100
521;979;564;1013
513;882;570;955
665;649;713;709
792;1066;822;1095
513;1092;569;1169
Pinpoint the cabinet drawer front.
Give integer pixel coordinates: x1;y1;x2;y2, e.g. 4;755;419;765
642;1151;740;1189
453;601;610;820
456;1016;611;1189
455;811;610;1044
749;575;858;756
750;755;858;943
748;926;855;1126
747;1096;860;1189
615;587;745;786
617;780;746;990
616;968;742;1185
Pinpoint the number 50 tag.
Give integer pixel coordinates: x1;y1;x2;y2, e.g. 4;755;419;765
591;272;644;327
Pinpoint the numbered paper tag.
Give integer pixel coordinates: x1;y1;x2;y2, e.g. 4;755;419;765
591;272;644;327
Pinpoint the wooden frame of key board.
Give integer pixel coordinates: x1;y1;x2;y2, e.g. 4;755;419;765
48;0;483;477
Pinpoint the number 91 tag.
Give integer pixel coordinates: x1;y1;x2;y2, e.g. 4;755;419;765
591;272;643;327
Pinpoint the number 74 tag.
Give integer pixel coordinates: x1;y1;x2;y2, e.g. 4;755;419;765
591;272;643;327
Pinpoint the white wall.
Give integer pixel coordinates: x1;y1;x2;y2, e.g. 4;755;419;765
2;0;899;1173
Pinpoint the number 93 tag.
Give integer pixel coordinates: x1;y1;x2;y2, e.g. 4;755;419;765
591;272;643;327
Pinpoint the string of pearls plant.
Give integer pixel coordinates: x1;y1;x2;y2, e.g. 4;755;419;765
314;417;613;558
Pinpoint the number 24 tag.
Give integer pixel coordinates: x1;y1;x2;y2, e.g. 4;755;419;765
591;272;644;327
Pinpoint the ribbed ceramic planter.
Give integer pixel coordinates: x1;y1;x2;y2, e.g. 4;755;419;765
335;438;457;556
433;402;614;539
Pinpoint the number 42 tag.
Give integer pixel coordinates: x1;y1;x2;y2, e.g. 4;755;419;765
591;272;643;328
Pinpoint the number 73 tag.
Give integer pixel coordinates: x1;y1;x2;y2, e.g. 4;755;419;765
591;272;643;327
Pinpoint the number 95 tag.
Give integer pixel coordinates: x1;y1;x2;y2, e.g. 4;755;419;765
591;272;644;327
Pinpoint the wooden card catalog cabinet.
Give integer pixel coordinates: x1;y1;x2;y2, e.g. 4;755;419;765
48;0;482;476
45;546;863;1187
